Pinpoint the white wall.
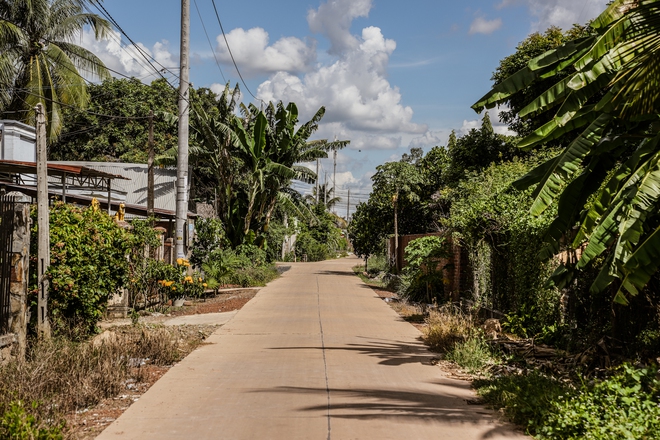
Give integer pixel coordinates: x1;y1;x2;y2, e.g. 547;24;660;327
0;120;36;162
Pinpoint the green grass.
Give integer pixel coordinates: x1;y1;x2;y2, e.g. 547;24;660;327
445;336;494;373
475;365;660;439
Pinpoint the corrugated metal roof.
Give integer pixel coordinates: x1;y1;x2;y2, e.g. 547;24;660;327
50;162;177;211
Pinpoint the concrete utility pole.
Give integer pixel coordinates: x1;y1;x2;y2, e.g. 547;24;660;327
393;193;399;271
324;172;328;205
175;0;190;259
315;158;319;204
35;104;50;339
147;110;155;218
346;188;350;223
333;146;337;214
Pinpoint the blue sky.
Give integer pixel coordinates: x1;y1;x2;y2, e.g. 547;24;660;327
80;0;609;208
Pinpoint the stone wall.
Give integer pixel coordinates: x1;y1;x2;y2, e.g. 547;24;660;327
1;192;30;363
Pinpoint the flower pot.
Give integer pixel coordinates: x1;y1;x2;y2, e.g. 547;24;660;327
173;298;185;307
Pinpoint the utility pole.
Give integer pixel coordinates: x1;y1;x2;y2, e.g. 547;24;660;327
324;172;328;206
35;104;50;339
147;110;155;218
393;193;399;271
175;0;190;260
346;188;350;223
315;158;319;204
333;146;337;215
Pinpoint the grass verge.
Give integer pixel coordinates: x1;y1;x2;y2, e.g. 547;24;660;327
0;325;210;439
475;364;660;439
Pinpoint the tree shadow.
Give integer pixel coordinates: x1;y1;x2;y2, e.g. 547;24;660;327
316;270;360;277
250;385;522;438
269;336;435;367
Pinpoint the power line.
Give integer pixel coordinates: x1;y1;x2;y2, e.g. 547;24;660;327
88;2;179;87
210;0;260;102
193;0;227;83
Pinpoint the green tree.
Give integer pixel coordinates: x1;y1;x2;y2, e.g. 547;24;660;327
491;25;592;137
443;113;520;186
473;0;660;304
50;78;178;162
0;0;112;140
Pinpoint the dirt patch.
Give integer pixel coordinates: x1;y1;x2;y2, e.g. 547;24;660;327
66;292;257;439
170;290;257;316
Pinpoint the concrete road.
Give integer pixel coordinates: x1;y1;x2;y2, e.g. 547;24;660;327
97;257;527;440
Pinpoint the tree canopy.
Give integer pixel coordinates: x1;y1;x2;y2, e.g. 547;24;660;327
474;0;660;305
0;0;112;140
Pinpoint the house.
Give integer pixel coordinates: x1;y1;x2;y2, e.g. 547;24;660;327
0;120;36;162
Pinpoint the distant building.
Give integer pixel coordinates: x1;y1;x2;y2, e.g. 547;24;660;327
0;120;36;162
50;161;177;215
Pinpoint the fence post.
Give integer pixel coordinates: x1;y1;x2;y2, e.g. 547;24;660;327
8;192;30;360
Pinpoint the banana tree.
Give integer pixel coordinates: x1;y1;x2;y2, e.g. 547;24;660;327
473;0;660;304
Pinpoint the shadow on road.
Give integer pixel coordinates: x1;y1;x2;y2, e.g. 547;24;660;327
269;337;434;367
250;385;517;438
315;270;358;277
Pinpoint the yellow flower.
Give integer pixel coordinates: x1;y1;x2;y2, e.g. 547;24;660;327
176;258;184;265
202;283;207;288
172;286;176;291
198;277;203;282
184;276;193;282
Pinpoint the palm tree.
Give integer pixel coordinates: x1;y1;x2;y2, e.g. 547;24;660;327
473;0;660;304
0;0;112;141
305;182;341;210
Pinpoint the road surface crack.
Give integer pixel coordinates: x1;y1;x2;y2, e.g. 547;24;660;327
317;276;331;440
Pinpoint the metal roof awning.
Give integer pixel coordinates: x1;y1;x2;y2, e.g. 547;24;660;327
0;181;196;220
0;160;129;180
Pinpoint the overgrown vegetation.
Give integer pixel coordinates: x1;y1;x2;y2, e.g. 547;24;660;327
476;365;660;439
29;202;129;337
0;326;207;437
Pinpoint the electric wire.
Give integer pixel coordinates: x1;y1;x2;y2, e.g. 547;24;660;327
210;0;260;102
193;0;227;83
90;2;181;85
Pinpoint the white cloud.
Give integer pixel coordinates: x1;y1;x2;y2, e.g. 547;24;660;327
78;29;176;81
257;21;426;139
459;108;515;136
498;0;609;31
409;130;452;148
215;27;316;77
307;0;372;55
469;17;503;35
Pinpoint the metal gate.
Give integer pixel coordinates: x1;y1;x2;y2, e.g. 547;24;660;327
0;195;17;335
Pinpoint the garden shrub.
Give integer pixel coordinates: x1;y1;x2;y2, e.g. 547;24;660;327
30;202;129;337
424;305;474;352
476;365;660;439
0;401;63;440
295;232;331;262
401;236;450;302
190;218;226;267
445;336;494;373
542;365;660;440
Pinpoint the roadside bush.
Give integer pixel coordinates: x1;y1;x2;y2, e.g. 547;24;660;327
445;337;494;373
401;236;450;303
295;233;331;262
190;218;226;267
476;371;569;434
476;364;660;439
424;305;474;352
0;326;200;435
366;253;389;276
1;401;64;439
542;365;660;439
29;202;129;337
228;265;279;287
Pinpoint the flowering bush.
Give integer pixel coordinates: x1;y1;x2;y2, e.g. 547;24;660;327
157;259;206;300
